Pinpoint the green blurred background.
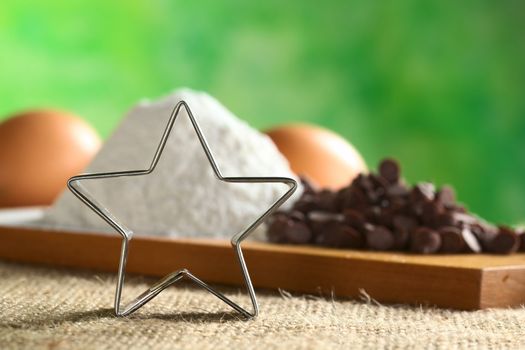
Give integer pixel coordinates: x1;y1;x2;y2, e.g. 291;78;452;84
1;0;524;224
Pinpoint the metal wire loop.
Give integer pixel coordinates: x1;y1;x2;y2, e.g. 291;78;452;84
67;100;298;318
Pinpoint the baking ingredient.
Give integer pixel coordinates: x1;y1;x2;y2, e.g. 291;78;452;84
265;124;367;190
410;227;441;254
268;158;523;254
0;110;101;207
41;89;301;238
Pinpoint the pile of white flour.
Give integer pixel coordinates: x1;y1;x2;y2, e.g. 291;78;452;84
41;89;301;239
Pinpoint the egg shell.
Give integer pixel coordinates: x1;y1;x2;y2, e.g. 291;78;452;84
266;124;367;190
0;109;101;207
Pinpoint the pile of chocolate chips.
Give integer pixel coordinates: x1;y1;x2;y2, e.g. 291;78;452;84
268;159;525;254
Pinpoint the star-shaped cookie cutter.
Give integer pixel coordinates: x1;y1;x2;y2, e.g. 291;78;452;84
67;101;298;319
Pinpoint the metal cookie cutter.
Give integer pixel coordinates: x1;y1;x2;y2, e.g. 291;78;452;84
67;101;298;319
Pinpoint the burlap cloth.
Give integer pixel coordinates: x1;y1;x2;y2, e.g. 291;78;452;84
1;262;524;349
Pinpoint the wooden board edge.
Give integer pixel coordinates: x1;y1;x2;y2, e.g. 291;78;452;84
479;266;525;309
0;225;487;310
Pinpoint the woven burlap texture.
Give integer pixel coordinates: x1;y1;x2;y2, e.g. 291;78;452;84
1;262;524;350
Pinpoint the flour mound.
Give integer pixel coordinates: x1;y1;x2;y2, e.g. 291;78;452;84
42;89;301;238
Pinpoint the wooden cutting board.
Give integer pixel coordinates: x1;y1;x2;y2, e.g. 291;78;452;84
1;224;525;310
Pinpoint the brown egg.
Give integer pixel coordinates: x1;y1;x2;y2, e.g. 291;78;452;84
0;109;101;207
265;124;367;190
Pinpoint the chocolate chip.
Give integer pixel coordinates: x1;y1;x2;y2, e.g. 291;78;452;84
266;215;291;243
439;227;465;253
315;222;364;248
517;228;525;252
392;229;410;250
377;207;396;227
366;190;381;204
486;226;520;254
337;225;365;248
410;227;441;254
451;212;478;226
387;183;410;198
307;211;344;223
388;197;409;214
450;204;468;213
436;185;456;208
267;157;513;255
435;212;456;228
293;190;338;213
267;214;312;244
392;215;418;233
288;210;306;222
307;211;344;237
355;174;374;192
342;208;366;229
285;221;312;244
316;189;339;212
364;206;382;223
292;193;318;213
339;185;368;210
421;201;441;228
412;182;436;202
379;199;390;208
379;158;401;184
468;222;498;250
461;227;482;253
369;174;390;191
365;225;395;251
